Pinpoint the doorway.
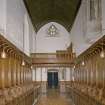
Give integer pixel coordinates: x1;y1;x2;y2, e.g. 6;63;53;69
47;72;58;88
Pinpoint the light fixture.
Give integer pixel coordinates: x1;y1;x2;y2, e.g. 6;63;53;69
73;65;75;69
31;65;33;69
1;43;7;59
72;76;75;82
100;51;104;58
1;49;7;59
22;60;25;66
82;61;85;66
100;40;104;58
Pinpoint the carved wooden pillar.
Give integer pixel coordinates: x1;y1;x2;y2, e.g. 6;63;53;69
29;67;32;83
23;64;25;84
74;68;77;83
101;56;104;88
5;55;11;88
10;53;14;86
13;54;17;86
90;56;94;86
77;68;79;83
79;65;81;84
77;65;80;84
76;68;79;83
103;56;105;88
100;55;104;88
25;65;27;84
0;56;5;88
89;56;92;86
0;52;11;88
0;58;3;88
77;65;79;84
86;59;89;85
82;65;85;84
19;57;21;85
87;59;91;86
27;65;29;83
23;65;26;84
15;56;18;85
28;65;31;83
4;54;11;88
20;63;24;84
97;54;104;88
28;66;31;83
80;65;82;84
76;65;79;84
16;55;21;85
84;62;87;85
77;64;81;83
92;55;96;86
96;55;100;88
26;65;29;84
17;56;20;85
81;65;85;84
8;52;13;87
25;64;28;84
85;60;88;85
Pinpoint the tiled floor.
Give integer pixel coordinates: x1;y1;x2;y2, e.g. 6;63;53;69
37;89;73;105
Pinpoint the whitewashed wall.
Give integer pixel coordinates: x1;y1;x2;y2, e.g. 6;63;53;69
102;0;105;35
34;67;71;82
24;14;36;56
70;0;105;56
35;22;71;53
0;0;6;35
6;0;25;50
30;30;37;53
42;68;47;81
0;0;35;56
32;69;36;81
36;68;42;81
1;0;105;57
65;68;70;81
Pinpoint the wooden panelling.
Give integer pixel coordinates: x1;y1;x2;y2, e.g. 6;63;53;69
32;58;73;64
66;35;105;105
0;34;40;105
31;43;75;67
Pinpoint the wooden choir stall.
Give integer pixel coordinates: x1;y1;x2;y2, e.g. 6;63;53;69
66;35;105;105
0;35;41;105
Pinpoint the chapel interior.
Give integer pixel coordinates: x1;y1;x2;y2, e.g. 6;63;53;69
0;0;105;105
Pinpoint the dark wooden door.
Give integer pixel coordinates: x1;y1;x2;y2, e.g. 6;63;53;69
47;72;58;88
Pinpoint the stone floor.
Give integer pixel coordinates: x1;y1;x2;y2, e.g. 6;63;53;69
37;89;74;105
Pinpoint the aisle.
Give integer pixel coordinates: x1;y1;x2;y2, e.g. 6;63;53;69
37;89;73;105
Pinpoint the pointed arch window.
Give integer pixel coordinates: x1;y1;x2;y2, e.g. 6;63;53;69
47;24;59;37
90;0;101;21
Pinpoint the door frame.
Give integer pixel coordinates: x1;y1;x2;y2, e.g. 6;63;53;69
47;69;59;88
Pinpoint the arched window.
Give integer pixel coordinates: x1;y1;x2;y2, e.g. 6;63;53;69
47;24;59;37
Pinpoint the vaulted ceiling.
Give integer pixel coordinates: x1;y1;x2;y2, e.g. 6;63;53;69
24;0;81;32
